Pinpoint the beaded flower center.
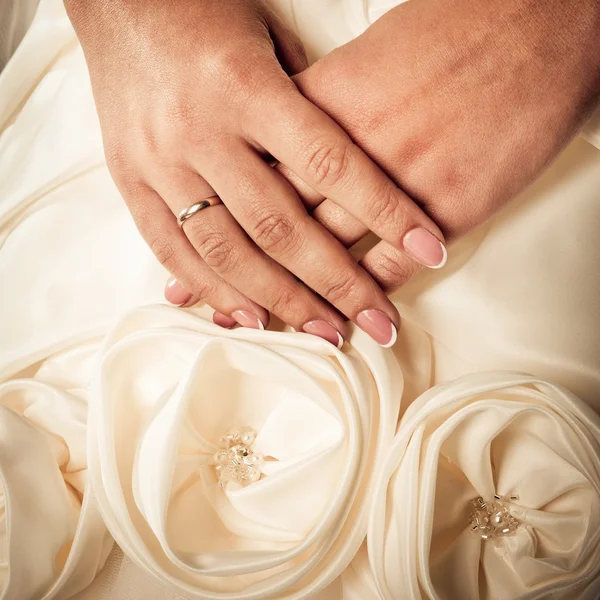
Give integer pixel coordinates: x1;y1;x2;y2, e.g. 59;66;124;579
213;427;263;488
469;495;521;540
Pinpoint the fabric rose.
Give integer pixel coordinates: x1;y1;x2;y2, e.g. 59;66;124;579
369;372;600;600
88;305;401;598
0;344;112;600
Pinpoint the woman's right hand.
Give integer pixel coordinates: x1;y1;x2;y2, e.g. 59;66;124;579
65;0;447;347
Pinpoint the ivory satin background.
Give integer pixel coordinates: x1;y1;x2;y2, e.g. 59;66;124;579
1;1;600;599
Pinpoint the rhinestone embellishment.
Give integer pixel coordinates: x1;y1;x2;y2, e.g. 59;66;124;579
213;427;263;488
469;495;521;540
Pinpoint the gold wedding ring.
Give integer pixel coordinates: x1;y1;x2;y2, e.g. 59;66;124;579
177;195;222;228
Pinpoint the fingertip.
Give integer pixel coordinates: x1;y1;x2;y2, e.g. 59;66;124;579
165;277;193;306
213;312;238;328
231;310;267;330
325;314;350;340
360;241;423;292
403;228;448;269
302;320;345;349
356;309;399;348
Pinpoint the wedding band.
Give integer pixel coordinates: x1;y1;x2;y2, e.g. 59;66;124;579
177;196;222;228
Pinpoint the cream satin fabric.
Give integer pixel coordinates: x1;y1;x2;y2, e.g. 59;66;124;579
368;373;600;600
1;1;600;599
0;342;113;599
88;305;401;598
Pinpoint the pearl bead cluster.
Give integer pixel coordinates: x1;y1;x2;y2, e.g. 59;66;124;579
469;495;521;540
213;427;263;489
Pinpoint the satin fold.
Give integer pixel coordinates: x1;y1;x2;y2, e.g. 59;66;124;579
1;1;600;599
368;373;600;600
0;360;112;600
87;306;402;598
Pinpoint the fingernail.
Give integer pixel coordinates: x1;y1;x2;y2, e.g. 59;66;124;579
403;228;447;269
165;277;193;306
213;312;237;329
231;310;265;330
302;320;344;349
356;309;398;348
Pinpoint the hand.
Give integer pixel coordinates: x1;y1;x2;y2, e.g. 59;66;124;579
281;0;600;290
65;0;447;348
294;0;600;290
168;0;600;325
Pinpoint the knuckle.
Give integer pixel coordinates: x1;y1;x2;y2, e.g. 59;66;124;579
163;101;210;152
303;138;351;187
251;211;299;256
189;279;216;302
365;186;399;225
268;286;299;317
192;229;235;271
208;50;259;100
320;270;357;304
369;251;416;289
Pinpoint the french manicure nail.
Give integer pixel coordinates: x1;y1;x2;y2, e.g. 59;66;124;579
356;309;398;348
403;228;447;269
231;310;265;330
213;312;238;329
165;277;193;306
302;320;344;349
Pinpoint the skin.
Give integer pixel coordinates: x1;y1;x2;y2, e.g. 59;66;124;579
291;0;600;290
66;0;600;342
202;0;600;328
64;0;449;346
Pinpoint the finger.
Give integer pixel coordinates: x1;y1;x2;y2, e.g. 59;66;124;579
123;181;270;328
213;311;238;328
165;277;196;306
201;149;401;347
299;191;427;292
361;241;424;292
166;202;421;307
157;172;349;347
275;161;323;209
275;162;424;293
164;278;238;328
312;199;366;247
275;163;428;295
249;87;448;269
275;162;367;247
183;205;347;346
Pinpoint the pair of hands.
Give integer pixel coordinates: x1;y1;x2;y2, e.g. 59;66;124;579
66;0;600;347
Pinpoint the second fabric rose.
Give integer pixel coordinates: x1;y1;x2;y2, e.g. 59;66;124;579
368;373;600;600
